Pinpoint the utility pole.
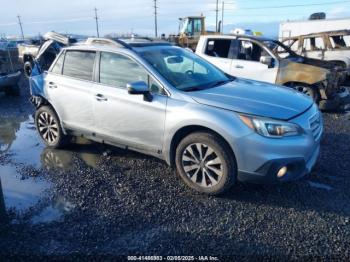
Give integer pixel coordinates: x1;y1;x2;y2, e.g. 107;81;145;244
221;1;225;34
153;0;158;38
17;15;24;40
94;7;100;37
215;0;219;32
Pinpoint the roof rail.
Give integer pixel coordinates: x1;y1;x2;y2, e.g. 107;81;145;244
85;37;131;49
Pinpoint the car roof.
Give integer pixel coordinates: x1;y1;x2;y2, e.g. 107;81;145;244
283;29;350;39
64;37;172;53
201;34;274;42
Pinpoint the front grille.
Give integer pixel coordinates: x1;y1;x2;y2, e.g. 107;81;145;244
309;112;322;141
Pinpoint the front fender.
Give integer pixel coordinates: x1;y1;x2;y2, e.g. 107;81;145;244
276;60;329;86
162;99;252;166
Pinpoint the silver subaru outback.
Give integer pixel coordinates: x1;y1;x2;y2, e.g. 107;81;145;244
30;38;323;195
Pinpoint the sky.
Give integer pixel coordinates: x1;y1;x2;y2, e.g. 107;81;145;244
1;0;350;38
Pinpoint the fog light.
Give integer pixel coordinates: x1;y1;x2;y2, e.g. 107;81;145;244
277;166;287;178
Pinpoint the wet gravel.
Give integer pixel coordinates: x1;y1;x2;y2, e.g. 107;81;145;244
0;79;350;260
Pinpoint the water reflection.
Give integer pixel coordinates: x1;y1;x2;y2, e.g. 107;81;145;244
0;115;103;170
0;115;27;154
0;175;7;224
0;115;105;224
40;138;102;171
0;115;43;168
0;164;75;224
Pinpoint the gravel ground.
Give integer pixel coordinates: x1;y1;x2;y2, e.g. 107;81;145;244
0;78;350;261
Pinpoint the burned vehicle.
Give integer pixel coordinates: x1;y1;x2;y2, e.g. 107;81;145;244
281;30;350;75
23;32;78;78
196;35;349;110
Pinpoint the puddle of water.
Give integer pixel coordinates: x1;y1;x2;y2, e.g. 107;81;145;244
31;206;63;224
0;115;103;224
0;164;50;211
0;115;103;170
41;139;102;171
0;115;44;168
0;164;75;224
307;181;333;191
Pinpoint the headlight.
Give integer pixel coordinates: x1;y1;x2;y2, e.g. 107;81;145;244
239;115;302;138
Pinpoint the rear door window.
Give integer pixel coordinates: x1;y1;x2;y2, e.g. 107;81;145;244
63;51;96;81
205;39;232;58
99;52;148;88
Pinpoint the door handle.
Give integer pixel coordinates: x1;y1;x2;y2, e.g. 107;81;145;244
235;65;244;69
48;82;57;89
95;94;108;101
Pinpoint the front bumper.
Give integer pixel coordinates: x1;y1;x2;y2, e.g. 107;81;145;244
319;86;350;110
237;144;320;184
233;103;322;184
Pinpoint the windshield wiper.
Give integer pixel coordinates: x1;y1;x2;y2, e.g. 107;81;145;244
183;86;205;92
183;78;234;92
209;79;233;88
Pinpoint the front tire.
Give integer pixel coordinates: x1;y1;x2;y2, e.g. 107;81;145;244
175;132;236;195
294;84;320;103
35;106;70;148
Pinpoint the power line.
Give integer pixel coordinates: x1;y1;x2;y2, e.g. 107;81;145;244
17;15;24;40
154;0;158;37
94;7;100;37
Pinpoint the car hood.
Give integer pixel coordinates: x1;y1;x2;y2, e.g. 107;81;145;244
285;55;338;71
190;78;313;120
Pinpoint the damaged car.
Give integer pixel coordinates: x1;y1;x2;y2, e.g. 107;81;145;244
196;35;349;110
281;30;350;76
29;37;322;195
23;32;78;78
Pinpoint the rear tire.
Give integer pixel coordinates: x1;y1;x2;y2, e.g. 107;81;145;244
24;61;33;78
175;132;236;195
35;106;70;148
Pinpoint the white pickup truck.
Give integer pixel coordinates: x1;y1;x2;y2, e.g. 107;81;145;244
195;35;349;110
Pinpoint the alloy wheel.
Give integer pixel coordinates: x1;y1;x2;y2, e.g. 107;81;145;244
296;86;313;97
181;143;223;188
37;112;59;144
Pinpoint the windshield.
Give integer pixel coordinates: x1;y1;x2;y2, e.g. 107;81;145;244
140;47;234;91
263;40;297;58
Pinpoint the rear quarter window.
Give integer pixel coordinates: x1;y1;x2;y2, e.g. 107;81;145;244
63;51;96;81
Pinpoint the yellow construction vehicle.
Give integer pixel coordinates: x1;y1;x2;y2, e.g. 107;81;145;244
169;16;220;50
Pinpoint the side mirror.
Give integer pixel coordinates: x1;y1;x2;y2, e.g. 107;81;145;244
127;81;152;102
260;56;274;68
